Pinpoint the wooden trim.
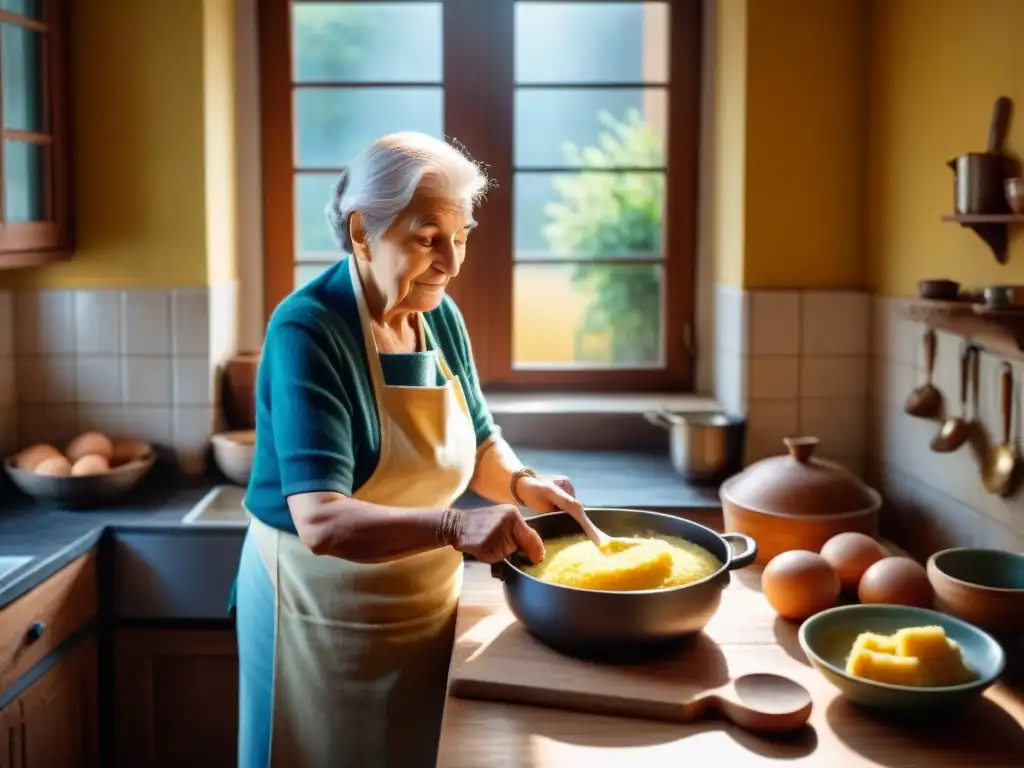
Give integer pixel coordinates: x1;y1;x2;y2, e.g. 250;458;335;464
484;0;701;391
2;130;51;144
442;0;514;383
0;11;48;32
258;0;295;321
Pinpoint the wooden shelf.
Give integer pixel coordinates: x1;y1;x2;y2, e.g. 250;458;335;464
940;213;1024;264
904;298;1024;358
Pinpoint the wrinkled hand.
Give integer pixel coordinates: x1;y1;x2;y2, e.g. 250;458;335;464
515;474;583;517
442;505;545;564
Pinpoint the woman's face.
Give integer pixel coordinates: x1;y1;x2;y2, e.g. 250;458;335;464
352;189;475;315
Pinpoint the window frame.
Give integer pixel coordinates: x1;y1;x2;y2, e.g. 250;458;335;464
259;0;701;392
0;0;72;265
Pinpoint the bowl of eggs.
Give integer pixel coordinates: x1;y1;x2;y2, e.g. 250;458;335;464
4;431;156;508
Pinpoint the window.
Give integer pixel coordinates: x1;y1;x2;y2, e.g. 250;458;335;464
0;0;71;265
260;0;700;391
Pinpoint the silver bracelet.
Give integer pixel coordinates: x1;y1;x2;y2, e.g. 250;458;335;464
509;467;537;505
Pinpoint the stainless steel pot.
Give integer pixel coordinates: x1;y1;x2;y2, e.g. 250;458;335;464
489;508;757;655
644;411;746;484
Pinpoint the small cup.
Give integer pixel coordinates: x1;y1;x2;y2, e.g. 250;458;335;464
1005;177;1024;214
984;285;1013;308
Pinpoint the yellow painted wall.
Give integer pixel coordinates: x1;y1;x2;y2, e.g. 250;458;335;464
709;0;747;288
743;0;868;289
0;0;217;290
708;0;869;290
204;0;238;286
868;0;1024;296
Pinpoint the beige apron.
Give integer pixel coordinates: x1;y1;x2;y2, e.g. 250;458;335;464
248;256;477;768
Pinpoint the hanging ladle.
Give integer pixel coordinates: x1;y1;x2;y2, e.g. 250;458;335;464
905;328;942;418
931;343;976;452
984;361;1018;496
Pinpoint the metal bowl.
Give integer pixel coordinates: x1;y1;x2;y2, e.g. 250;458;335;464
4;452;156;509
490;508;757;655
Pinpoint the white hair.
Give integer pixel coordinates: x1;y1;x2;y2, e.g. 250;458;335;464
326;132;491;253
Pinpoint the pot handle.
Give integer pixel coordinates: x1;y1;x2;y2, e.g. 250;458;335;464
643;410;680;430
721;533;758;570
489;562;506;581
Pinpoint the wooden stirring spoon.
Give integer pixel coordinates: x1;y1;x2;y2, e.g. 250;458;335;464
565;506;640;553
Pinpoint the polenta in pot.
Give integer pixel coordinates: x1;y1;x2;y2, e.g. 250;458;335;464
521;534;723;591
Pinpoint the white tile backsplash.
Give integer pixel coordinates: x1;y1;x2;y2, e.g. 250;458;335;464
749;291;801;356
15;291;76;355
73;290;122;355
122;290;172;355
801;290;870;356
715;284;870;473
5;284;239;473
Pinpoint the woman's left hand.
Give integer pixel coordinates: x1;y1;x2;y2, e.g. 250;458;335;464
515;474;583;515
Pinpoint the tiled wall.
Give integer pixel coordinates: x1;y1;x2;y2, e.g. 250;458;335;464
869;298;1024;558
0;284;238;473
714;284;870;474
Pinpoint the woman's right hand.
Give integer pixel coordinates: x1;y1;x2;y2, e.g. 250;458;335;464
441;505;545;565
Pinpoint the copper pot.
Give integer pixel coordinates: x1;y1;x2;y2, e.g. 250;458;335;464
221;351;261;431
719;436;882;566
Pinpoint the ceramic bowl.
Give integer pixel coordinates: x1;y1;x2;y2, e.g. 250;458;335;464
3;452;156;510
927;548;1024;635
211;430;256;486
799;604;1005;713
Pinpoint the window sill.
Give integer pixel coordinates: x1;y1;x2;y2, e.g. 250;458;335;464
484;391;720;415
483;391;722;452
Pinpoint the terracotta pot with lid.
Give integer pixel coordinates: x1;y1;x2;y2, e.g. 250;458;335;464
720;436;881;566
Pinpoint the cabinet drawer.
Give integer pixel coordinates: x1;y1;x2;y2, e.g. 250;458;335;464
0;553;98;692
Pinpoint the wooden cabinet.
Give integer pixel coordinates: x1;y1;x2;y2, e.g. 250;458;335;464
114;628;238;768
0;0;73;269
0;636;98;768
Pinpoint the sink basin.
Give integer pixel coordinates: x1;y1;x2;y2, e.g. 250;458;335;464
0;555;33;581
181;485;248;527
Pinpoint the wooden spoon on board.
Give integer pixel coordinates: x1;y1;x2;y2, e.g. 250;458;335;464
905;328;942;418
453;671;813;735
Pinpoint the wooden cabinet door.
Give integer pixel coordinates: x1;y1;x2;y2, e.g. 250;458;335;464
115;629;238;768
19;638;98;768
0;699;22;768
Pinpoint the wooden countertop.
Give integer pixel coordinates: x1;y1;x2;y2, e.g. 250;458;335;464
438;526;1024;767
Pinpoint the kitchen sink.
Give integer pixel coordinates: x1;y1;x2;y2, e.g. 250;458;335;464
181;485;248;527
0;555;33;581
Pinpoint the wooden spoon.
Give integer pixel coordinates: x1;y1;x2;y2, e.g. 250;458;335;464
984;361;1018;496
566;506;640;553
931;343;974;452
905;328;942;418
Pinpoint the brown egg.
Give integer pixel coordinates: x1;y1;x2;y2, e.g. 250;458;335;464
66;431;115;462
13;443;62;471
34;455;73;476
820;532;888;592
858;556;934;608
761;550;842;621
111;437;152;466
71;453;111;476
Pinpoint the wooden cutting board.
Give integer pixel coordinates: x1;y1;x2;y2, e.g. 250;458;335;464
447;594;825;724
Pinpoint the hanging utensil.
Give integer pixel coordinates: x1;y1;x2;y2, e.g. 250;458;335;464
905;328;942;418
983;361;1018;496
931;343;976;452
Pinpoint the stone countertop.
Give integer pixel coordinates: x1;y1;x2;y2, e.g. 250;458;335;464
0;449;718;610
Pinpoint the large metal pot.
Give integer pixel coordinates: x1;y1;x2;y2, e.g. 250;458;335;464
643;411;746;484
489;508;757;655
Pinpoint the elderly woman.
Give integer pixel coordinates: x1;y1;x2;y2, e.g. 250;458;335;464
234;132;584;768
